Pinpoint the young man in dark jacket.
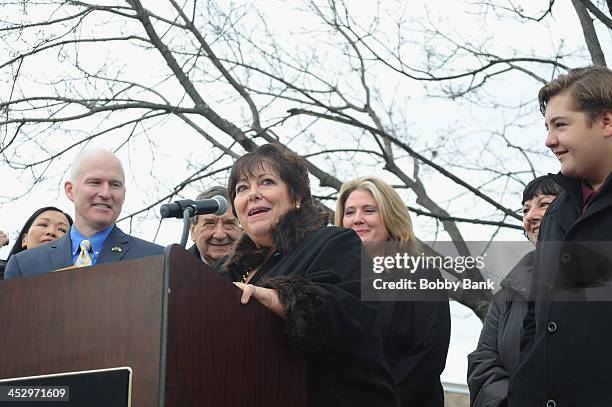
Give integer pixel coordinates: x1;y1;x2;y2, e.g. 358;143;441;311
509;66;612;406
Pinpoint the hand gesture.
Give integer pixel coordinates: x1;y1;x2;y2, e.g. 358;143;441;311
233;282;286;319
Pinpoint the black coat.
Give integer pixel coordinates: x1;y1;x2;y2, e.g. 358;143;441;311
367;241;450;407
467;251;533;407
378;294;450;407
187;243;203;262
509;173;612;407
222;205;399;407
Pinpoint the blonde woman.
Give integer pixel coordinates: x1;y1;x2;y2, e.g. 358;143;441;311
336;176;451;407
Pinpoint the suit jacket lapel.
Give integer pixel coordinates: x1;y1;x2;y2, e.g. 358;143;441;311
48;234;73;270
97;226;130;264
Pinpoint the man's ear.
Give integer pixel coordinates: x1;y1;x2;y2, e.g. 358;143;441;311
64;180;74;202
602;109;612;138
189;221;197;242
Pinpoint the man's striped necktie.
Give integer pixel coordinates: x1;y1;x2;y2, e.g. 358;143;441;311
74;239;93;267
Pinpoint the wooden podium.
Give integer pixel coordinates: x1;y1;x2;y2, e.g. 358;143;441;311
0;245;306;406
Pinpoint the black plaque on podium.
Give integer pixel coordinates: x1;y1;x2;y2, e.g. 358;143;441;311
0;366;131;407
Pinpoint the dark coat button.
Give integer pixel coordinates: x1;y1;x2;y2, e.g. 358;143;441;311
547;322;558;333
560;253;571;263
546;400;557;407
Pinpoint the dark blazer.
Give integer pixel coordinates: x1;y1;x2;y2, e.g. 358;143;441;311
509;173;612;407
468;251;533;407
187;244;202;262
222;206;399;407
186;244;215;268
4;226;163;279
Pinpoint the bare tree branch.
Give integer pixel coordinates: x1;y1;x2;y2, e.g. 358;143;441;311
572;0;608;65
287;107;521;221
578;0;612;29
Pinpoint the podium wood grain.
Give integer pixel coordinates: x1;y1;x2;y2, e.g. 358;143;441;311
0;245;305;406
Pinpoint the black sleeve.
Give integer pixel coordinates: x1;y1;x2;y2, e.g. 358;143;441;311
519;235;543;355
302;230;382;351
261;276;327;353
467;293;510;407
263;229;381;355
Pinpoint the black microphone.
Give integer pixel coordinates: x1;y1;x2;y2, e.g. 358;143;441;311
160;196;228;219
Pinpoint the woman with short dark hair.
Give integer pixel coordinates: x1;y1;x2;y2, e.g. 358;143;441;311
467;175;561;407
222;143;399;407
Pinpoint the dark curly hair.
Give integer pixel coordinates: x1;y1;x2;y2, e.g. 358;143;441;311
227;143;314;215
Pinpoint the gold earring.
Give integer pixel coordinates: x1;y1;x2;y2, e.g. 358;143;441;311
296;202;301;209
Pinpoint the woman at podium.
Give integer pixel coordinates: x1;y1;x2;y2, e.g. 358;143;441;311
222;143;399;407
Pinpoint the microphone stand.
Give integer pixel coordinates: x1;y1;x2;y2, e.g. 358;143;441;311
180;207;194;248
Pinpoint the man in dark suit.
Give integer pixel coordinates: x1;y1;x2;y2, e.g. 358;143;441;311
188;186;241;268
4;149;163;279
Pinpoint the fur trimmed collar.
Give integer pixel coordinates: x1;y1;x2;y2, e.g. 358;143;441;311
223;203;328;274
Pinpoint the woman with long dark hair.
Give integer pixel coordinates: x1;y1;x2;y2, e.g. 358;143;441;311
1;207;73;279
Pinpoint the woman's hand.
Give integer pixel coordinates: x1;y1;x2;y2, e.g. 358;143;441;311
234;282;286;319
